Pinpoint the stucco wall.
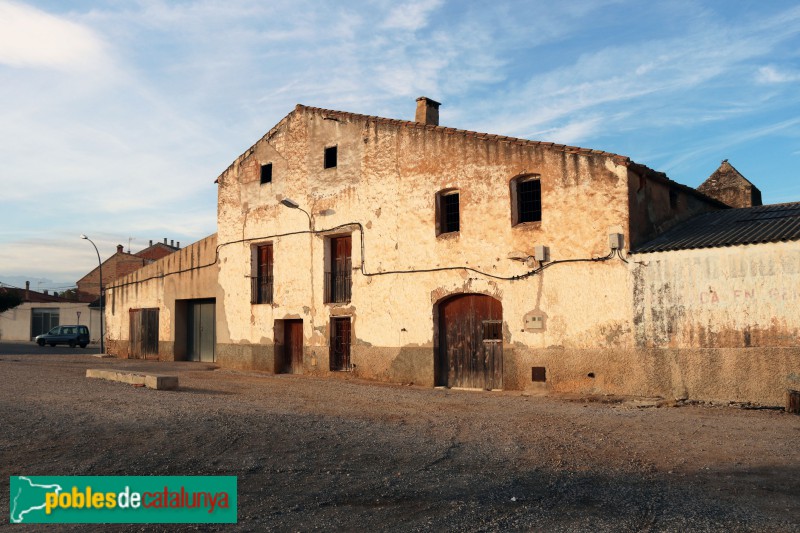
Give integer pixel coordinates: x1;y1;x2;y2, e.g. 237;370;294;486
105;234;219;360
215;106;635;385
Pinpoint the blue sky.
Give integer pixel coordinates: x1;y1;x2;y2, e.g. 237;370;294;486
1;0;799;290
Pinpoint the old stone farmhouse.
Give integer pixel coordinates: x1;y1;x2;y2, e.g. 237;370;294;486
104;98;800;405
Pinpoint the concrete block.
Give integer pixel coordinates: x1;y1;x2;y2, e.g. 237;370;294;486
86;369;178;390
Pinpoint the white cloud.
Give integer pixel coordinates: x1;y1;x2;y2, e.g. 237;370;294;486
756;65;800;84
0;1;109;70
382;0;444;31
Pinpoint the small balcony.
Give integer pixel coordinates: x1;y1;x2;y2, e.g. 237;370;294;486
324;271;351;304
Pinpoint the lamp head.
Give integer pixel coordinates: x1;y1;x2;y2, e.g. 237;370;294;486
280;198;300;209
80;234;88;240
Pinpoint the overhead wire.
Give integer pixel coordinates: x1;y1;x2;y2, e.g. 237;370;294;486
107;220;624;290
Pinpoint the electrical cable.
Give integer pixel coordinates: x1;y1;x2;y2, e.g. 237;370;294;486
106;221;622;290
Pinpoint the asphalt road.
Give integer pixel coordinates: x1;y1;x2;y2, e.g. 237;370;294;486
0;340;101;356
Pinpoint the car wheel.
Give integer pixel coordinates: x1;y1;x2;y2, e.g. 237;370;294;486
69;340;76;348
37;339;45;346
79;344;87;349
49;343;56;347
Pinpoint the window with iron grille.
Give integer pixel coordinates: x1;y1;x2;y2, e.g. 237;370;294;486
325;235;351;303
482;320;502;341
436;189;460;235
252;244;273;304
511;175;542;225
260;163;272;184
324;145;337;169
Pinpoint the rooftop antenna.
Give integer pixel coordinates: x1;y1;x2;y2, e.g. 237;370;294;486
128;237;135;253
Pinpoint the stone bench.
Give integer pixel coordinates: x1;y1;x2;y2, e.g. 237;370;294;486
86;369;178;390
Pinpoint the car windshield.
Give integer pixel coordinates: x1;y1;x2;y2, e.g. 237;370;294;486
48;327;60;335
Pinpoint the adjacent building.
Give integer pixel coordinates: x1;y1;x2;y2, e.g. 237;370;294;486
0;283;100;342
77;240;181;303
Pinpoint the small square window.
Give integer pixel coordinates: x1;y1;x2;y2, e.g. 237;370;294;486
324;146;337;169
260;163;272;184
482;320;502;341
532;366;547;382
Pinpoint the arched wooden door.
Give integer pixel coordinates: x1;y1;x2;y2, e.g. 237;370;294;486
438;294;503;390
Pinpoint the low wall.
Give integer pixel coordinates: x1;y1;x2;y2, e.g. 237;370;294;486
514;346;800;406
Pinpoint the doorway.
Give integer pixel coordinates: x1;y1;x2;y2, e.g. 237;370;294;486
278;319;303;373
188;299;215;362
437;294;503;390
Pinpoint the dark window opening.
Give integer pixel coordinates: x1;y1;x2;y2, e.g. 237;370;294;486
31;308;59;339
518;178;542;223
325;235;352;303
252;244;273;304
437;191;460;235
482;320;502;341
324;146;338;169
260;163;273;184
330;317;351;371
669;189;678;210
532;366;547;382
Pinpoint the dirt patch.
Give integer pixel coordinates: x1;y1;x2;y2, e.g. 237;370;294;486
1;353;799;531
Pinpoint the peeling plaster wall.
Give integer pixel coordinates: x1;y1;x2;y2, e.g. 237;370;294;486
622;242;800;405
104;234;219;360
216;106;636;385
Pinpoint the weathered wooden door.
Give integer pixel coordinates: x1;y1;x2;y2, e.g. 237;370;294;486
438;294;503;390
188;300;215;362
330;317;351;371
282;319;303;373
129;308;159;360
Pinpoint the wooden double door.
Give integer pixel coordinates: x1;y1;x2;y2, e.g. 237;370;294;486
438;294;503;390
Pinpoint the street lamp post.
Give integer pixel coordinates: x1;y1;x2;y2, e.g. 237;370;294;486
80;234;104;353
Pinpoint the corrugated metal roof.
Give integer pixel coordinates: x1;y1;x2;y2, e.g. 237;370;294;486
632;202;800;253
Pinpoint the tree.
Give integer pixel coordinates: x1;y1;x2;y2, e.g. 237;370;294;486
59;288;79;301
0;291;22;313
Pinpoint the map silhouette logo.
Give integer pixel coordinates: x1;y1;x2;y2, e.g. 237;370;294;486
10;476;63;523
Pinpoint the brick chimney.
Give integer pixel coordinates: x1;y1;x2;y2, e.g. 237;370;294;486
415;97;441;126
117;244;124;254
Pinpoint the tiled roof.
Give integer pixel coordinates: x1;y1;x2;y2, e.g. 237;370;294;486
215;103;726;210
0;286;73;303
633;202;800;253
299;105;627;159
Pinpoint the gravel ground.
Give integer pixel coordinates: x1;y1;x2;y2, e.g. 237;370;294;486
1;352;799;532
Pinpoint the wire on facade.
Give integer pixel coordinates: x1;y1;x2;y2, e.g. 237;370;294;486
106;222;624;290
